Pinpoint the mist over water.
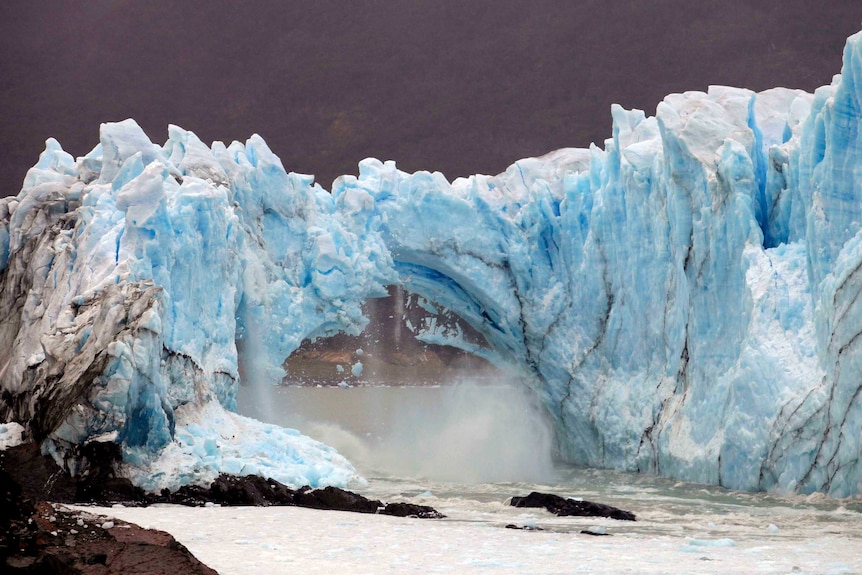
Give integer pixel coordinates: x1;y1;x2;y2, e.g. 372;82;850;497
237;376;558;484
315;380;556;483
186;352;862;575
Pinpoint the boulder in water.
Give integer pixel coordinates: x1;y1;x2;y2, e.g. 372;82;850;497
510;491;635;521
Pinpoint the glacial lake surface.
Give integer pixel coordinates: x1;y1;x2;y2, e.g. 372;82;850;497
81;381;862;574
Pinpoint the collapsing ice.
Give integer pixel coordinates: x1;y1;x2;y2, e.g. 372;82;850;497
2;31;862;496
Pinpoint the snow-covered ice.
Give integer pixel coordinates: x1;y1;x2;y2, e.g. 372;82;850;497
3;31;862;495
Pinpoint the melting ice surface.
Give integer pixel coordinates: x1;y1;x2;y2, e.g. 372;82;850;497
3;31;862;496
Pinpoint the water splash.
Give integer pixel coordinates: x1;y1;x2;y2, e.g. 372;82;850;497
374;379;556;483
236;306;277;424
240;376;559;484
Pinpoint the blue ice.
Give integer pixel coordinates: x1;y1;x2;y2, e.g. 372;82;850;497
2;31;862;496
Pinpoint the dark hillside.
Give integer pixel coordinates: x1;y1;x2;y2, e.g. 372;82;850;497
1;1;860;195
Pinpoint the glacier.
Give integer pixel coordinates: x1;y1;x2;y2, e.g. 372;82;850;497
2;30;862;497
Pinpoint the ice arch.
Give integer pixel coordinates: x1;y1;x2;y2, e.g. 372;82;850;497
3;30;862;496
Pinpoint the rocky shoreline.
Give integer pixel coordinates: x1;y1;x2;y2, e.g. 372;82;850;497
2;440;640;572
0;441;442;573
2;495;219;575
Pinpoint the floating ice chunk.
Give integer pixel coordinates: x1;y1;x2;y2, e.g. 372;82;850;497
351;361;363;377
685;538;736;547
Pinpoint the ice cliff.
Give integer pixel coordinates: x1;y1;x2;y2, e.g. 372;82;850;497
3;31;862;496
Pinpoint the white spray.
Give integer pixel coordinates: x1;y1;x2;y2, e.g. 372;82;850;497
299;375;558;484
236;303;278;423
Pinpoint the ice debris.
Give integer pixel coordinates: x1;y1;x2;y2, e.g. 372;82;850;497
0;422;25;450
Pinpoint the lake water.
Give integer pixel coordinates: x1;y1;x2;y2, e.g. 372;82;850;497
79;380;862;574
236;381;862;540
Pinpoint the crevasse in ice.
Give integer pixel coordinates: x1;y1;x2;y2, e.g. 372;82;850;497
2;31;862;496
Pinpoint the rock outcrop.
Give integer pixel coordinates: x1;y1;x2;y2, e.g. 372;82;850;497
510;491;636;521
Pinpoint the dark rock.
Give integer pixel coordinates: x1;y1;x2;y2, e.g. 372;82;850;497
2;441;447;521
3;442;446;519
0;441;146;505
73;441;147;503
79;477;147;505
1;466;33;569
86;552;108;565
289;486;446;518
154;475;449;518
1;464;29;525
146;474;295;507
504;523;544;531
381;501;446;519
510;491;636;521
293;485;382;513
145;473;447;518
208;474;295;506
1;469;217;574
7;551;79;574
1;443;78;503
2;437;448;573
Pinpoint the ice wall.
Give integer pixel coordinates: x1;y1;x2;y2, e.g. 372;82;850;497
2;31;862;496
0;123;391;490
